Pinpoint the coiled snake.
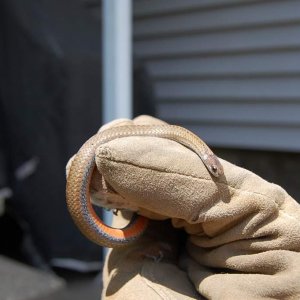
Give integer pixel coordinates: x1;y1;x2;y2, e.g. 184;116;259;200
66;125;223;248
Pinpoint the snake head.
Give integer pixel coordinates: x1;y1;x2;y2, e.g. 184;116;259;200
203;153;224;177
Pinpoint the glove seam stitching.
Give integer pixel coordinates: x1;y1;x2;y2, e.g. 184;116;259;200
140;262;178;300
100;157;279;205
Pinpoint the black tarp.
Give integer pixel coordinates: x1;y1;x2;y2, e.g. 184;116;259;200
0;0;154;268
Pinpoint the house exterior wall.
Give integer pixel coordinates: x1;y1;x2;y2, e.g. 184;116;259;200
133;0;300;152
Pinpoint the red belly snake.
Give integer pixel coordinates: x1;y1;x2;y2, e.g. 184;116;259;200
66;125;223;248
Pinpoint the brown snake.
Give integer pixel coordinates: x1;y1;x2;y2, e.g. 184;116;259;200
66;124;223;248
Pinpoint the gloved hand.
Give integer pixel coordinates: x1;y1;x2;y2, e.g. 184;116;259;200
67;115;300;300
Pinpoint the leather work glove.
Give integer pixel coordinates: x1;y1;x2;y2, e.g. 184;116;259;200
67;115;300;300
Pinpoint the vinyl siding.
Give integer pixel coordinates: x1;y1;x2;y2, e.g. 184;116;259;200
133;0;300;151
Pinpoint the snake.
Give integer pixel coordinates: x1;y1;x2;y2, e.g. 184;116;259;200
66;124;223;248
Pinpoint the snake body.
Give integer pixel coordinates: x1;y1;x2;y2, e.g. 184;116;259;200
66;125;223;248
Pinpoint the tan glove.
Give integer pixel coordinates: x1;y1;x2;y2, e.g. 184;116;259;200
69;115;300;300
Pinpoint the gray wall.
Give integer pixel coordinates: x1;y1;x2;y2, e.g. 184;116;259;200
133;0;300;152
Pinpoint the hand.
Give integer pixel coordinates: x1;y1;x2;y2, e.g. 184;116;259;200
68;115;300;300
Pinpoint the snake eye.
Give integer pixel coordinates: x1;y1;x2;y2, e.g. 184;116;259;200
211;165;218;173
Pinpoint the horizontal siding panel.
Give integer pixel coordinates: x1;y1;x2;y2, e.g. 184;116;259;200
180;124;300;151
133;0;300;151
147;51;300;78
134;24;300;58
134;1;300;39
134;0;260;18
157;102;300;125
155;78;300;100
